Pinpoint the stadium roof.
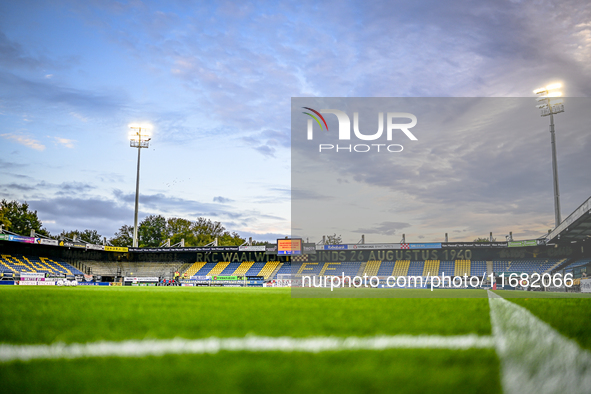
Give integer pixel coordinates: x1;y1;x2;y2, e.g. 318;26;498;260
546;195;591;244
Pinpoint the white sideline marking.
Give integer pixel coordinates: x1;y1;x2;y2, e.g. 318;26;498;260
0;334;494;363
488;290;591;394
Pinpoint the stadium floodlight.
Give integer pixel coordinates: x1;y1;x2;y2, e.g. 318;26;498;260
129;125;152;248
534;83;565;228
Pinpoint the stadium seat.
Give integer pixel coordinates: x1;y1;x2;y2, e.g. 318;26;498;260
438;261;454;276
392;260;410;276
185;262;207;277
407;261;425;277
0;254;83;276
232;261;255;276
207;262;231;277
454;260;470;276
422;260;440;276
363;261;382;276
257;261;281;279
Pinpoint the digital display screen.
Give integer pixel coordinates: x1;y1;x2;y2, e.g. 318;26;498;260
277;239;302;255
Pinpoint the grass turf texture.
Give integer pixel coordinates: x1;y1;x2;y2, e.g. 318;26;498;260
0;287;493;345
0;350;501;394
0;286;500;393
508;297;591;351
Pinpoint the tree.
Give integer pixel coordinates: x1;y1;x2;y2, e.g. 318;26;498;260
138;215;167;247
474;237;496;243
0;209;10;230
0;199;49;236
109;215;248;248
218;231;247;246
109;225;133;247
166;217;194;245
324;233;342;245
190;217;228;246
59;229;102;244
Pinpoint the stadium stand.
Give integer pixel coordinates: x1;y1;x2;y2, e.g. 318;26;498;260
318;262;340;276
423;260;440;276
274;262;291;276
363;261;381;276
563;259;591;278
184;262;206;277
1;254;83;276
563;259;591;271
258;261;280;279
438;261;454;276
470;261;487;276
245;262;266;276
207;262;230;277
392;260;410;276
492;259;560;274
454;260;470;276
295;262;322;276
407;261;425;276
331;262;360;276
376;261;395;276
84;261;185;278
219;262;241;275
232;262;255;276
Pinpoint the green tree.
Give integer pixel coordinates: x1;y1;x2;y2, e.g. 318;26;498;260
190;217;226;246
138;215;167;247
59;229;102;244
474;237;496;243
218;231;247;246
0;209;11;230
0;199;49;236
109;216;249;248
324;233;342;245
109;225;133;247
166;217;194;245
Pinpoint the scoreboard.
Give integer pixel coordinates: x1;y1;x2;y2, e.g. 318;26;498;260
277;239;302;255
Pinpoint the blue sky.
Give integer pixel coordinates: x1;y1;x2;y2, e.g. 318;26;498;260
1;0;590;243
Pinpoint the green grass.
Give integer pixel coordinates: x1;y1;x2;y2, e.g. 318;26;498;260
293;287;493;298
0;287;493;345
508;297;591;351
2;286;591;393
0;350;501;394
0;286;500;393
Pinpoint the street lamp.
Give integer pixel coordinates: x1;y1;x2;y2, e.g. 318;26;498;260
129;125;151;247
534;83;565;228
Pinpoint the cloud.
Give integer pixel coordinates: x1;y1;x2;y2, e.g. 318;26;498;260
1;133;45;151
1;183;36;191
291;189;333;201
213;196;235;203
0;31;45;69
353;222;411;236
28;196;133;236
51;137;75;148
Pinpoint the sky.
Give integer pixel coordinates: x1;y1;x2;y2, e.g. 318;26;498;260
0;0;590;243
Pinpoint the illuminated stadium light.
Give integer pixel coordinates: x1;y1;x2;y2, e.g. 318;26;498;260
129;125;152;248
534;83;565;228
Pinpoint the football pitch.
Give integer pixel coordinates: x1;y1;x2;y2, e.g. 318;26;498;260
1;287;591;393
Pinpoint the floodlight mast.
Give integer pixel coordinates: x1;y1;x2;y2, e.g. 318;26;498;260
534;83;564;228
129;126;151;248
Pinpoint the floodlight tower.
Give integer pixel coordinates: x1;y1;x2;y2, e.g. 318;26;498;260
533;83;564;228
129;125;151;247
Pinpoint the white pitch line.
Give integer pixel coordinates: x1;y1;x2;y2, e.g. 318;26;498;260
488;290;591;394
0;334;494;363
